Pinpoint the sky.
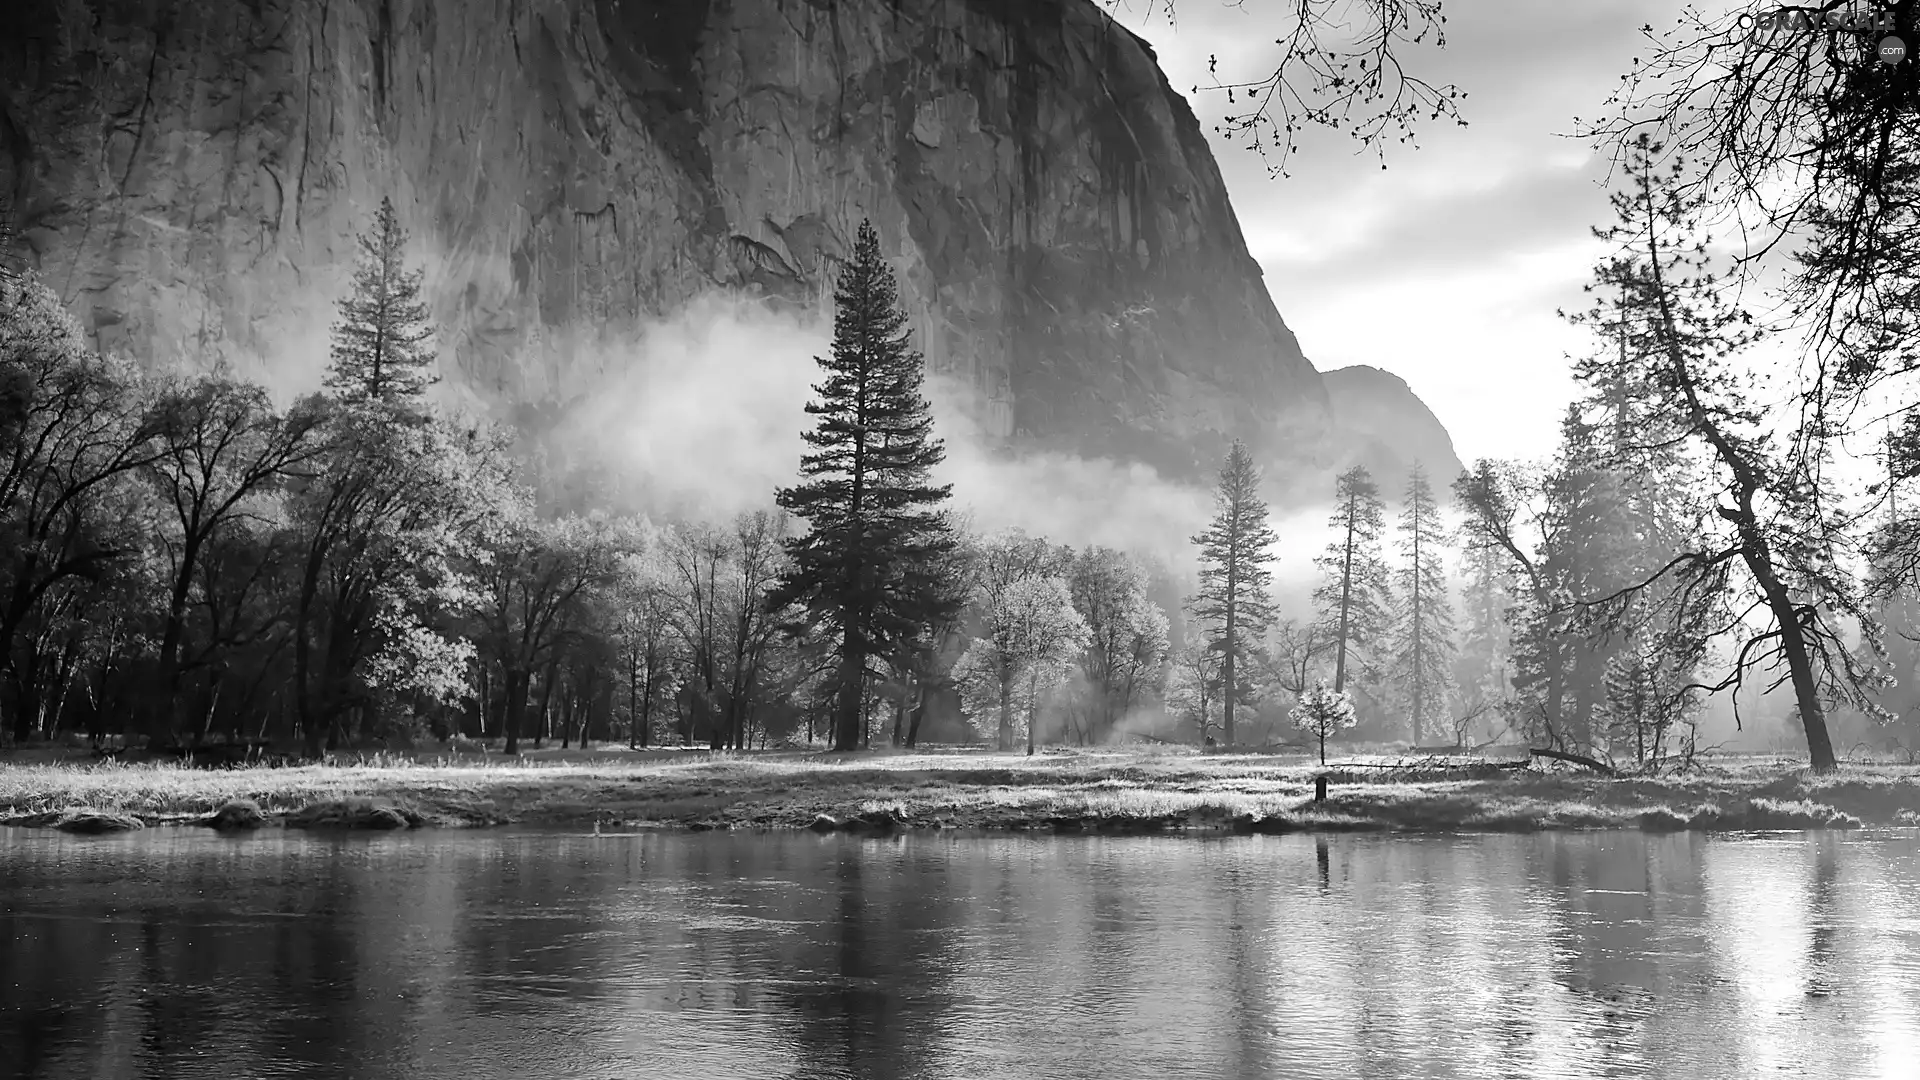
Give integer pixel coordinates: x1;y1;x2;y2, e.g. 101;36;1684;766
1111;0;1681;466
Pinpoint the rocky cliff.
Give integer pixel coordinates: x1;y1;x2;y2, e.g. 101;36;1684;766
1;0;1415;482
1320;365;1465;492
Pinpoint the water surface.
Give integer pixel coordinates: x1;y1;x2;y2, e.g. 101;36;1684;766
3;828;1917;1079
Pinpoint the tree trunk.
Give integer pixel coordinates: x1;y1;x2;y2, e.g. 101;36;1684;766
1747;538;1839;771
639;659;654;749
997;676;1013;753
1411;520;1424;744
4;671;35;744
1026;671;1038;757
154;563;196;748
834;634;865;751
1223;599;1238;746
536;658;558;748
503;668;528;755
1335;508;1356;693
905;684;927;748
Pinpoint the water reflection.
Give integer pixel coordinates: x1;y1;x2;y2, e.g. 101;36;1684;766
3;829;1918;1080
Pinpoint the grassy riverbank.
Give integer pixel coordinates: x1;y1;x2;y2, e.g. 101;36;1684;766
5;746;1920;835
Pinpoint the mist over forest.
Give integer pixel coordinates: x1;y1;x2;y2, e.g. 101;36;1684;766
6;0;1920;778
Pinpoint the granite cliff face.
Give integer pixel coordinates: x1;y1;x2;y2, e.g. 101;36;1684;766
1320;365;1465;490
1;0;1401;481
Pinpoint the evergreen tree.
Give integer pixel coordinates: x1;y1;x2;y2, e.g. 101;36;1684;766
1453;535;1513;737
1188;439;1278;745
1312;464;1392;698
325;198;439;410
1386;465;1457;743
1455;459;1568;748
1569;136;1884;773
1543;409;1639;751
770;219;957;751
1575;295;1716;768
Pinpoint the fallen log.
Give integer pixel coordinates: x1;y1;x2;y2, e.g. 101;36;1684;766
1529;747;1616;775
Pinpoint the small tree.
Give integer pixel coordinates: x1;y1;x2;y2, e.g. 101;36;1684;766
950;532;1083;752
1290;681;1357;765
1188;440;1278;745
1313;464;1392;697
1068;546;1170;743
1166;639;1223;744
325;198;439;410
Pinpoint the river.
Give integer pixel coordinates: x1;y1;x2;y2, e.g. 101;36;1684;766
3;828;1917;1079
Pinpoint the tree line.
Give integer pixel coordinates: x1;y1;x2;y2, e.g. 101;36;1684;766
0;202;1527;759
8;147;1920;772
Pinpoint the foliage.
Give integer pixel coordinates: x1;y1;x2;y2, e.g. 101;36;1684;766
1112;1;1465;177
1453;536;1513;743
1289;681;1357;764
1188;439;1278;745
1165;640;1223;744
1065;546;1170;744
770;219;957;750
1385;465;1457;743
1594;5;1920;420
951;532;1086;752
1312;464;1392;700
1571;136;1886;773
324;197;439;410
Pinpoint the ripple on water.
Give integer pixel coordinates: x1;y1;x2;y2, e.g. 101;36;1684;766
1;830;1917;1080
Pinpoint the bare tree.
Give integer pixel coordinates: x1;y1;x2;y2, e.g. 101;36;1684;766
1107;0;1466;176
143;377;327;746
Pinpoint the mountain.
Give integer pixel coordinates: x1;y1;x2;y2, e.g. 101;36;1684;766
0;0;1445;486
1320;365;1466;491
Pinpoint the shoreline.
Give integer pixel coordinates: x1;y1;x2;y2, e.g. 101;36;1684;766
5;748;1920;837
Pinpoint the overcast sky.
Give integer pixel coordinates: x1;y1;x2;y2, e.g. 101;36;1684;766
1114;0;1679;466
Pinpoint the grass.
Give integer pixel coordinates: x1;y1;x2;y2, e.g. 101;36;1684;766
2;745;1918;834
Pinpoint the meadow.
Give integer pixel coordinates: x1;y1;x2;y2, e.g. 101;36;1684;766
4;744;1919;834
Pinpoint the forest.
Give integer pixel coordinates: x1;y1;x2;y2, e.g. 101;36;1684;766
5;131;1920;774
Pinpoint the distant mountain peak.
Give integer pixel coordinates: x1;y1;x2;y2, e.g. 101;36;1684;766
1319;365;1466;491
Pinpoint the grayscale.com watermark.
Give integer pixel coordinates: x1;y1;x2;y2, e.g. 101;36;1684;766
1736;2;1908;63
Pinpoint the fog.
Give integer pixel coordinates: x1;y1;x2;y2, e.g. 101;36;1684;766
558;293;1342;604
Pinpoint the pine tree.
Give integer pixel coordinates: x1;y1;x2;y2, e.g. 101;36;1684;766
770;219;957;751
325;197;439;410
1188;439;1278;745
1453;537;1513;732
1568;135;1886;773
1387;465;1457;744
1577;297;1715;768
1312;464;1392;698
1546;410;1639;751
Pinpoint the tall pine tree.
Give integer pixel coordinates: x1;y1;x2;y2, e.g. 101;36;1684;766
325;197;439;410
1312;464;1392;697
1188;439;1277;745
1387;465;1457;744
1453;535;1513;734
771;219;957;751
1577;286;1717;768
